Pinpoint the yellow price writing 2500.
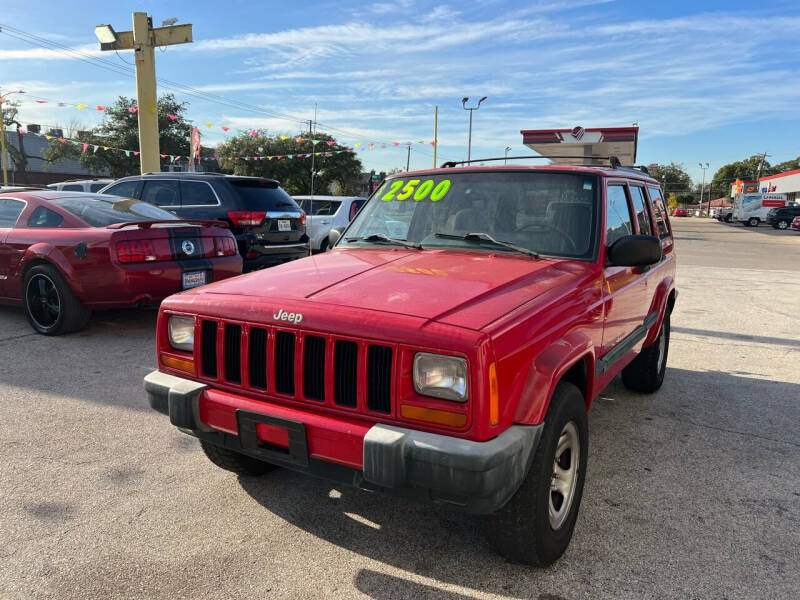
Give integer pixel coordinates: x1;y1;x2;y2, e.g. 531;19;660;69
379;178;451;202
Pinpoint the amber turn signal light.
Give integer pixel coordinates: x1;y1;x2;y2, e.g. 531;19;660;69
489;362;499;426
161;354;195;374
400;404;467;428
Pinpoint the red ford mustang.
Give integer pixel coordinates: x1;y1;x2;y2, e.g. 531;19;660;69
0;191;242;335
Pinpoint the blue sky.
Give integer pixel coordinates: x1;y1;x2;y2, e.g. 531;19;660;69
2;0;799;185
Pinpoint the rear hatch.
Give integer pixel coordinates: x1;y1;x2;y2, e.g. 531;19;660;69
227;178;306;246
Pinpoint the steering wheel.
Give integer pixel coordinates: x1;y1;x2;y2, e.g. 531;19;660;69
516;222;579;254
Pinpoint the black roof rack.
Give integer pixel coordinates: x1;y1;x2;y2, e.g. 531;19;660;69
140;171;227;176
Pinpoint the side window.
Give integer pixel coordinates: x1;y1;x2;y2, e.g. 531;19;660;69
630;186;653;236
89;183;106;192
180;180;218;206
61;184;83;191
605;185;633;246
28;206;64;228
647;186;670;238
141;180;180;207
103;180;139;198
349;199;366;221
0;199;26;228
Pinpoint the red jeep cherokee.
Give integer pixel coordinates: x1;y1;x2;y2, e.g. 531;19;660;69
145;163;676;566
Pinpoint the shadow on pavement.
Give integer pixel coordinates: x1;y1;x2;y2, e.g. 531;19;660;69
672;326;800;348
236;367;800;597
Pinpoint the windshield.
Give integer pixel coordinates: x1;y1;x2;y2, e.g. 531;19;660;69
52;195;179;227
229;179;301;212
340;171;599;259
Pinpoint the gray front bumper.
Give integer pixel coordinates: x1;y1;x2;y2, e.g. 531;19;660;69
145;369;542;514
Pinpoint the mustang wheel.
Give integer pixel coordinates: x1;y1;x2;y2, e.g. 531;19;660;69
622;314;670;393
200;440;278;476
23;264;90;335
485;382;588;567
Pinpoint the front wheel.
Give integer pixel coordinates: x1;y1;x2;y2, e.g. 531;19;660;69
777;220;789;230
748;217;760;227
485;382;588;567
23;264;90;335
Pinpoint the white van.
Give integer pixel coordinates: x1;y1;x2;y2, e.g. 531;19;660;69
733;193;787;227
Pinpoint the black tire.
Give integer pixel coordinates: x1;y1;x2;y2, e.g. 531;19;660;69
319;238;329;253
22;264;90;335
748;217;760;227
724;214;732;223
199;440;278;476
485;382;588;567
776;220;789;230
622;314;670;393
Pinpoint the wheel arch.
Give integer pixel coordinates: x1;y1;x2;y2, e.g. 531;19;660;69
18;245;83;299
513;332;596;426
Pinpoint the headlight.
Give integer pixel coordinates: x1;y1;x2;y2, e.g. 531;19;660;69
168;315;195;352
413;353;468;401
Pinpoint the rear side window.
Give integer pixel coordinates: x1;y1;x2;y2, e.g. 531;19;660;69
629;186;652;235
141;180;180;207
103;180;139;198
89;183;106;192
605;185;633;245
0;198;26;227
28;206;64;228
52;196;178;227
647;186;670;238
349;199;366;221
304;200;341;216
180;180;218;206
61;184;83;191
229;179;299;212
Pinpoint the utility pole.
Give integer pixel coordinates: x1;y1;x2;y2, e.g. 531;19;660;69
406;145;411;171
755;151;770;186
94;13;192;174
698;162;709;216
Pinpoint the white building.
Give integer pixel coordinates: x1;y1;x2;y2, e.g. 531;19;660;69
759;169;800;204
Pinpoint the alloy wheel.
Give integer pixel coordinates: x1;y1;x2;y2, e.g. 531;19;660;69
26;274;61;330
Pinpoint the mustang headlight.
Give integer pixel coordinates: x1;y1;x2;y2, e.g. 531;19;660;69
168;315;195;352
413;353;468;401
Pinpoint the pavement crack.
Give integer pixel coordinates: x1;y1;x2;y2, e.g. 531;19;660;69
664;415;800;448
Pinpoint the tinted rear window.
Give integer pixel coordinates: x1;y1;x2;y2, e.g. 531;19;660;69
229;179;300;212
51;196;178;227
298;199;341;215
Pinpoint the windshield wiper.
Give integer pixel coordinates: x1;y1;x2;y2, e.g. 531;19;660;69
432;232;539;258
346;233;422;250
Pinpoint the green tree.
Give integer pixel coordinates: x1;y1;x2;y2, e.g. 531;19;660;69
768;156;800;175
42;94;192;177
1;100;36;183
216;130;363;195
710;155;771;193
647;162;693;196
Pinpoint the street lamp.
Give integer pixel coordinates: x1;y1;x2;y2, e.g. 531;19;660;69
461;96;487;163
698;162;709;216
504;146;511;165
0;89;25;186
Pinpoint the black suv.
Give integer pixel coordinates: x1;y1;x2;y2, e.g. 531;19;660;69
766;204;800;230
100;173;308;270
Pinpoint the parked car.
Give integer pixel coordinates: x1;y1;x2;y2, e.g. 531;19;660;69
0;191;241;335
717;207;734;222
47;178;114;193
99;173;308;271
145;162;676;567
791;216;800;232
672;207;688;217
766;205;800;230
293;195;366;252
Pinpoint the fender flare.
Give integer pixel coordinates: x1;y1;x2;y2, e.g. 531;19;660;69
16;244;84;300
643;276;676;346
513;331;595;425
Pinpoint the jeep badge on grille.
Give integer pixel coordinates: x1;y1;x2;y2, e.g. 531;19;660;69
273;309;303;325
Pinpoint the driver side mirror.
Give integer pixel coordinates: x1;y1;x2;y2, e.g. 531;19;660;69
607;235;661;267
328;226;345;248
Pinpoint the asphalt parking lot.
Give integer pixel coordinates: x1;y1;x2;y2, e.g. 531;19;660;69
1;218;798;599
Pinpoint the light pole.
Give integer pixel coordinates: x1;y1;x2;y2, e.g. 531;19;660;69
0;90;25;186
698;162;709;216
93;13;193;174
504;146;511;165
461;96;486;163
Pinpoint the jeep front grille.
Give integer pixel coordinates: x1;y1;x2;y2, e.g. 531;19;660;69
196;319;396;417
